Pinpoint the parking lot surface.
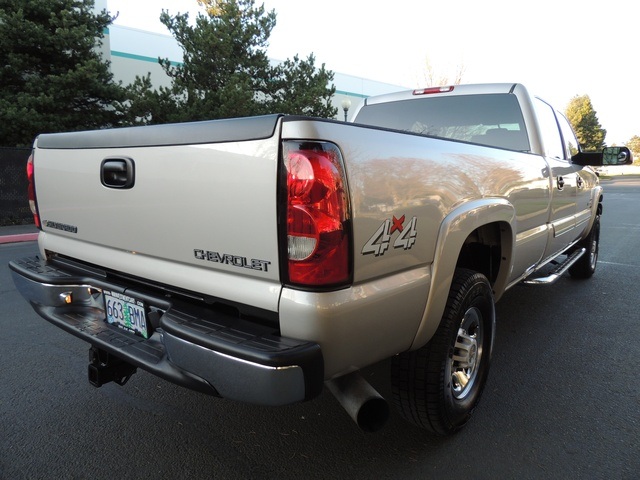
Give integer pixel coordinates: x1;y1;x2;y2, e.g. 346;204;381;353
1;178;638;479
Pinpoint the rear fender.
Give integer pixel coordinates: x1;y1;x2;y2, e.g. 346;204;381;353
409;199;515;350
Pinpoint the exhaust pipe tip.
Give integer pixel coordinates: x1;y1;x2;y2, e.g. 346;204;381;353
326;371;390;433
353;395;390;433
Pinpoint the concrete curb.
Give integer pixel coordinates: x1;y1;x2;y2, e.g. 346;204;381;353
0;224;39;244
0;233;39;245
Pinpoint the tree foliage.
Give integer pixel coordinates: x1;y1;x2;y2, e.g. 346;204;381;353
565;95;606;151
123;0;336;125
0;0;125;147
265;54;336;117
625;135;640;165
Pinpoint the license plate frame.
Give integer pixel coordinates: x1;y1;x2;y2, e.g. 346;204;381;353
103;290;149;339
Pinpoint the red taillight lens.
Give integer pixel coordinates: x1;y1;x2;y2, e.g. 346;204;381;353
26;153;41;228
283;141;351;287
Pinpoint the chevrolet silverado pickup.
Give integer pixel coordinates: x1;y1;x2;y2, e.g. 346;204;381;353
10;83;632;435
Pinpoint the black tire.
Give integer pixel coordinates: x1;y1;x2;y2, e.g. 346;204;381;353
569;215;600;279
391;268;495;435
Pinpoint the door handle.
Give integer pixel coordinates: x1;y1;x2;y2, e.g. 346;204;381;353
101;157;135;189
556;176;565;190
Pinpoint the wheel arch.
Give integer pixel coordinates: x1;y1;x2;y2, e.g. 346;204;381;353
409;199;515;350
455;220;513;302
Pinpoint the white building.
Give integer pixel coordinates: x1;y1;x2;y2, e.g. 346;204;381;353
94;1;407;121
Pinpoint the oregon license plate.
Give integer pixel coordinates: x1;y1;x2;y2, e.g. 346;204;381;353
103;290;149;339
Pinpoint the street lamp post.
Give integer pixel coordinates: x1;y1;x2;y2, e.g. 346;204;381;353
341;98;351;122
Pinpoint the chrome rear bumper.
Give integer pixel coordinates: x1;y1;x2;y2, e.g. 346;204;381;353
10;256;323;406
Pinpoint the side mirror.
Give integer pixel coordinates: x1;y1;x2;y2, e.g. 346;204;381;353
572;146;633;167
602;146;633;165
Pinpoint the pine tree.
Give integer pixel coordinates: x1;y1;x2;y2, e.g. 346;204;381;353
265;54;337;118
124;0;336;125
0;0;125;147
565;95;606;151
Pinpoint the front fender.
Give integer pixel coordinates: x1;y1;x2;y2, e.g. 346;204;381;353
409;198;515;350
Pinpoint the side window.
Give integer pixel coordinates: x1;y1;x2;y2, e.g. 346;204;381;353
556;112;580;159
533;98;564;160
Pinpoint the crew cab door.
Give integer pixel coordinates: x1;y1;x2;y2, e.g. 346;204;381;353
534;98;580;258
545;157;579;254
555;110;595;234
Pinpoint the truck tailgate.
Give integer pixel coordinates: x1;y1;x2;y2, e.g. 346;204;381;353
33;116;283;311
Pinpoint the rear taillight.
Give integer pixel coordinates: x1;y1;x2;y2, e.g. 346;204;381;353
282;141;351;288
27;152;41;228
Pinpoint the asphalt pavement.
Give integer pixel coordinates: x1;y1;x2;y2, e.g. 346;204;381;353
1;177;639;479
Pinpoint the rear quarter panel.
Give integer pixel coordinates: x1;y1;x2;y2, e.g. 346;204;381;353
280;119;552;370
283;119;551;284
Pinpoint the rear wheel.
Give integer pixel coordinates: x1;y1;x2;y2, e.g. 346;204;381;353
391;268;495;435
569;215;600;279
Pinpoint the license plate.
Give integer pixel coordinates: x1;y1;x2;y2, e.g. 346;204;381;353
103;290;149;339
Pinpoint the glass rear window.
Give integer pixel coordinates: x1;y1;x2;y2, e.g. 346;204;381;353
354;93;530;152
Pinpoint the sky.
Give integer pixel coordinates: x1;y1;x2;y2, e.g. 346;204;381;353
106;0;637;145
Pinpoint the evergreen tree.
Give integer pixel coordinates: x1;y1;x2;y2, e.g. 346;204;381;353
265;54;337;118
0;0;125;147
124;0;336;125
565;95;606;151
119;74;181;125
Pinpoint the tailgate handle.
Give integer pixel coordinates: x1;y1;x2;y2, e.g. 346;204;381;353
101;157;135;189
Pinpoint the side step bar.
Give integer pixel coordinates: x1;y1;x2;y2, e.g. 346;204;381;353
523;248;586;285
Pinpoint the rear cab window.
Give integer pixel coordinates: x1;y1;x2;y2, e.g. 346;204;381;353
354;93;531;152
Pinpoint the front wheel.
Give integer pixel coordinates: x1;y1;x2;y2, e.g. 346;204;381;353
391;268;495;435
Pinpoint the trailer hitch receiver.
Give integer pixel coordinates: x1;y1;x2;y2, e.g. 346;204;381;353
88;347;137;387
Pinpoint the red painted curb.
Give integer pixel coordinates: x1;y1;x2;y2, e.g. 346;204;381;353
0;233;39;245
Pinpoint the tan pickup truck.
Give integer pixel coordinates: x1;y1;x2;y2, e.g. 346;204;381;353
10;83;632;435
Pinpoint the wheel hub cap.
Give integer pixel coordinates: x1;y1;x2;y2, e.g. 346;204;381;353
450;307;483;399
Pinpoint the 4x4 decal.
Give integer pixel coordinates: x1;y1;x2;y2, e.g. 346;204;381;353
362;215;418;256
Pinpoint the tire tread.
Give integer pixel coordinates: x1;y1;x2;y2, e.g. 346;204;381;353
391;268;493;435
